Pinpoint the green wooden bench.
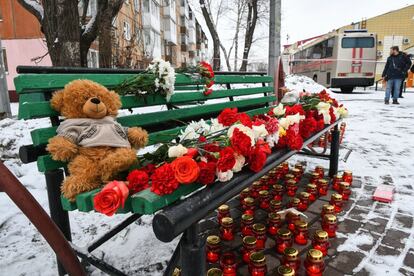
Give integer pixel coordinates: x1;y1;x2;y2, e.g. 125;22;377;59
15;68;275;275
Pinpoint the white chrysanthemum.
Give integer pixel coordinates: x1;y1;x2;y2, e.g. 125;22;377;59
188;119;209;133
232;154;245;172
179;126;200;141
209;118;226;134
227;124;255;146
168;144;188;158
273;103;286;116
252;124;268;139
217;170;234;182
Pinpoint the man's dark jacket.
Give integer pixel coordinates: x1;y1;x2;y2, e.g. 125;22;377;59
382;53;411;80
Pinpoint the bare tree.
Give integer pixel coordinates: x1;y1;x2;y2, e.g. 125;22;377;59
239;0;258;71
17;0;124;67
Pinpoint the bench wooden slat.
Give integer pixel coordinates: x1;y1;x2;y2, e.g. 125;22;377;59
14;73;272;93
18;93;47;120
19;86;274;120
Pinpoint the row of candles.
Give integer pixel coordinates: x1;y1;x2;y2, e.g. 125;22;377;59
311;122;347;148
205;163;354;276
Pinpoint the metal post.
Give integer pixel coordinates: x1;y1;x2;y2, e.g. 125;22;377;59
0;38;12;119
45;169;72;276
329;125;340;177
267;0;281;87
180;223;205;276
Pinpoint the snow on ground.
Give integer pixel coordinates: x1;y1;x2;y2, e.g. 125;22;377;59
1;75;414;275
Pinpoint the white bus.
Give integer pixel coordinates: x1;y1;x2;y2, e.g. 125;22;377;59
290;30;377;93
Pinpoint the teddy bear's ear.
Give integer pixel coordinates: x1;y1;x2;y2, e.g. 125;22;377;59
50;90;64;112
106;90;122;115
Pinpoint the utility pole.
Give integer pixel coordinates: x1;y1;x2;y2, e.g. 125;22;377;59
0;38;11;119
268;0;281;87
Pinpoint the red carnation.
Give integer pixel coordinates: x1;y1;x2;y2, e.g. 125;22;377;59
230;128;252;156
197;161;217;185
249;145;268;173
204;142;221;153
206;79;215;88
300;117;317;139
237;113;252;128
127;170;149;194
285;104;305;116
329;107;336;124
150;163;180;196
141;164;156;176
204;88;213;96
316;119;325;131
198;136;207;143
217;147;236;172
265;117;279;134
218;108;239;126
286;128;304;150
200;61;215;78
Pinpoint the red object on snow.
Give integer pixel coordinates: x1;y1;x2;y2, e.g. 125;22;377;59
372;185;394;203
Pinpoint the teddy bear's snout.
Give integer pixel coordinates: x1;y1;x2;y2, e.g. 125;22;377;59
90;98;101;104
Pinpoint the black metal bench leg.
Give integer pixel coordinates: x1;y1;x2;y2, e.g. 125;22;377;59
180;223;205;276
329;125;340;178
45;169;72;276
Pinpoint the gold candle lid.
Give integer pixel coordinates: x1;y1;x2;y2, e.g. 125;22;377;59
252;181;262;187
241;187;250;194
286;179;297;186
172;267;181;276
307;183;317;190
277;228;292;238
343;170;353;176
315;165;324;170
276;265;295;276
270;199;282;207
315;230;329;241
243;235;257;245
259;190;269;196
307;249;323;262
206;235;221;245
322;204;335;212
285;173;295;179
273;184;283;191
268;212;281;221
241;213;253;222
339;182;350;189
334;174;343;180
252;223;266;233
318;179;328;185
295;163;303;169
300;192;310;199
295;220;308;230
282;161;289;167
290;197;300;204
218;204;229;212
221;217;233;226
324;214;337;223
284;247;298;258
249;251;266;264
291;168;300;174
207;268;223;276
243;197;255;205
311;172;320;178
262;175;269;180
331;193;343;201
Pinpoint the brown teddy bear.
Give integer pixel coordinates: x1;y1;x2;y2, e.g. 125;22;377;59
47;79;148;201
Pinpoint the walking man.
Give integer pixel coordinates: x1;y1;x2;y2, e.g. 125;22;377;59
382;46;411;105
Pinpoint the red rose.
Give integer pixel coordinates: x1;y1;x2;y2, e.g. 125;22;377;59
249;145;267;173
197;161;217;185
217;147;236;172
127;170;149;194
151;163;180;195
218;108;239;126
286;128;304;150
300;117;317;139
93;181;129;216
238;113;252;128
230;128;252;156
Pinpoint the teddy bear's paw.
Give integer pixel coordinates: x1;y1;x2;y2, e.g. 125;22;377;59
100;148;137;181
47;136;78;161
62;175;101;202
128;127;149;149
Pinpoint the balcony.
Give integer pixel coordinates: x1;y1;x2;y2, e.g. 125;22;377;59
181;44;187;52
163;18;178;45
142;13;161;32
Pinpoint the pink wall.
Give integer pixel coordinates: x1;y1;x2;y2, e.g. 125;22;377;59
3;39;52;90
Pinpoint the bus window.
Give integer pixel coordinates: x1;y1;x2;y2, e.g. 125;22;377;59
341;37;374;48
325;38;334;57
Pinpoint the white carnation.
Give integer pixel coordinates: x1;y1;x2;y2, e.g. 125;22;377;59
252;124;269;139
217;170;234;182
232;154;245;172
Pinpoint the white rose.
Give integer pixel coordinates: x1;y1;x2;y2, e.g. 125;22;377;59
232;154;245;172
168;144;188;158
273;103;286;116
252;124;268;139
217;170;234;182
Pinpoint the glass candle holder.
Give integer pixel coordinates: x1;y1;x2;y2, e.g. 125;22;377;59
285;173;296;184
249;251;267;276
272;184;284;201
317;179;328;196
287;197;300;210
330;193;343;213
321;204;335;219
207;268;223;276
291;168;302;182
286;211;300;232
276;228;293;254
286;180;298;197
314;165;325;178
242;236;257;264
217;204;230;224
294;220;309;245
298;192;310;211
322;214;338;238
318;136;326;148
309;172;321;185
250;181;262;199
276;265;295;276
312;230;330;256
220;217;234;241
306;184;318;202
258;190;270;210
304;249;325;276
294;163;304;175
342;170;353;185
206;235;221;263
242;197;256;216
252;223;267;250
332;174;343;191
281;162;290;175
220;252;237;276
240;188;251;205
282;247;300;272
260;175;270;190
339;182;351;201
241;214;254;237
270;199;283;213
267;212;281;235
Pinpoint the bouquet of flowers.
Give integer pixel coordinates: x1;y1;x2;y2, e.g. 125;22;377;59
178;61;215;96
114;58;176;101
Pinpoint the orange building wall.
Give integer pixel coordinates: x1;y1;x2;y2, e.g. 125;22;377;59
0;0;43;39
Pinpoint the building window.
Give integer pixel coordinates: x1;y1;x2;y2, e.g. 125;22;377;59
0;5;3;21
87;49;99;68
1;49;8;73
124;22;131;41
143;0;150;13
134;0;140;12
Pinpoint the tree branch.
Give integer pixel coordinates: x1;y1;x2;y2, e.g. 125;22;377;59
17;0;44;23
